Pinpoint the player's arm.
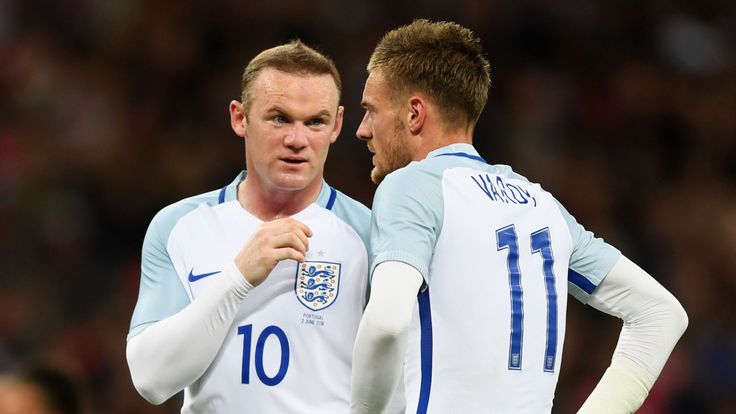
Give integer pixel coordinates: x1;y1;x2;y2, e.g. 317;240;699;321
127;261;253;404
351;261;423;414
127;217;311;404
577;255;688;413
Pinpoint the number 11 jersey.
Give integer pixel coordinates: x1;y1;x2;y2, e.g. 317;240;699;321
369;144;620;413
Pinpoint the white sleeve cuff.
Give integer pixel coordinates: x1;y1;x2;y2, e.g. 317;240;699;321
577;356;656;414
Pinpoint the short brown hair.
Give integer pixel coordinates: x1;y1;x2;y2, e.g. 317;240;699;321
240;40;342;113
368;19;491;127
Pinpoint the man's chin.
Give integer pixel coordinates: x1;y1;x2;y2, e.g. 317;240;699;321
370;167;386;184
273;174;312;191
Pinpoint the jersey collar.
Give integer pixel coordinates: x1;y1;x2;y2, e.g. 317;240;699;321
221;171;334;210
428;143;486;163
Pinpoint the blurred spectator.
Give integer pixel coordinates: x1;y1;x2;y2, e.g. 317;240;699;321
0;363;83;414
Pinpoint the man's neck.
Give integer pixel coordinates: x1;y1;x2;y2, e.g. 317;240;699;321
413;128;474;162
237;177;322;221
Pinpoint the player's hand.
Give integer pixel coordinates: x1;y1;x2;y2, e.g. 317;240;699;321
234;217;312;286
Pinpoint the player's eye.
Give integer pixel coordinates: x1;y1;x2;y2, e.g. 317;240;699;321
274;114;289;124
307;118;326;127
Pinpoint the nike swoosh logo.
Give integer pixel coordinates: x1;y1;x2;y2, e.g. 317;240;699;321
188;269;222;282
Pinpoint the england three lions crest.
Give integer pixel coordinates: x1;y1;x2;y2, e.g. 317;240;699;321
295;261;341;311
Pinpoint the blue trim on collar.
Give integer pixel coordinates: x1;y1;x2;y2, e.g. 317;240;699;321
434;152;487;163
218;185;227;204
325;186;337;211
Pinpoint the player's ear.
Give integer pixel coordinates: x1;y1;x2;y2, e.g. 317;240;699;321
407;96;426;135
331;105;344;144
229;100;248;138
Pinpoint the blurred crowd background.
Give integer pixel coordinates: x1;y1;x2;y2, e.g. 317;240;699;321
1;0;734;412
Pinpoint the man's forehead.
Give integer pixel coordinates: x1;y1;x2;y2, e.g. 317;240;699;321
365;70;384;89
363;70;392;103
254;67;337;91
251;68;339;112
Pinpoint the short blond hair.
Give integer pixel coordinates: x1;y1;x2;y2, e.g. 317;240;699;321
368;19;491;127
240;40;342;113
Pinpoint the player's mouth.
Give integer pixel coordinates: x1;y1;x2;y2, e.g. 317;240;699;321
280;156;308;165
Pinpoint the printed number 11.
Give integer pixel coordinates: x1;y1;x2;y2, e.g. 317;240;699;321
496;225;558;373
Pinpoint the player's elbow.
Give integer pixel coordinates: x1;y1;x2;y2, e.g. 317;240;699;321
364;317;409;346
669;297;688;340
655;291;688;347
126;337;173;405
363;302;413;338
130;375;169;405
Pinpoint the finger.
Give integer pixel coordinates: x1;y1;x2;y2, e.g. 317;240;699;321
272;247;306;263
267;218;312;247
269;232;308;255
286;218;313;238
265;217;312;238
292;226;310;252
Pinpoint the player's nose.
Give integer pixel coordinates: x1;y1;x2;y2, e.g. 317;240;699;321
285;123;309;149
356;112;372;142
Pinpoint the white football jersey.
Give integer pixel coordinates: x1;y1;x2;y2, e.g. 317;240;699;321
128;172;370;413
370;144;620;413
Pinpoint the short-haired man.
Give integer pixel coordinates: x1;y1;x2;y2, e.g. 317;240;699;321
350;20;688;414
127;40;372;413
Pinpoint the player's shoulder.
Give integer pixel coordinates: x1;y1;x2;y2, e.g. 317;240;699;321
373;161;446;216
146;188;222;240
382;149;510;186
329;187;370;217
379;159;440;193
486;163;537;185
324;186;371;246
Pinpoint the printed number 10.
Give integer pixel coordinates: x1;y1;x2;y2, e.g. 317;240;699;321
238;324;290;386
496;225;558;373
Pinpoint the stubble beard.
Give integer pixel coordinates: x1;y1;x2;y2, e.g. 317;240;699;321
370;119;413;184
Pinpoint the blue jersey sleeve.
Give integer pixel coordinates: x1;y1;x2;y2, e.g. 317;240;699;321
127;204;194;340
555;201;621;303
370;165;444;281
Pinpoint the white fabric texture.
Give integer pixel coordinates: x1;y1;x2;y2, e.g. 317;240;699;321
579;255;688;412
351;261;423;414
577;356;655;414
127;261;252;404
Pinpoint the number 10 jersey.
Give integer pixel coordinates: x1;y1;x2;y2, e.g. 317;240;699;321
128;172;371;413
